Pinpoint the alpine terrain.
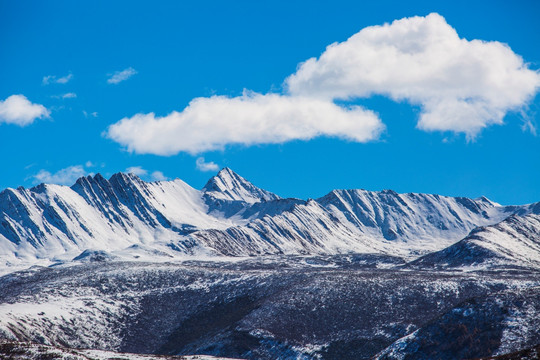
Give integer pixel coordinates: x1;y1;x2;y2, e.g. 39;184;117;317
0;168;539;359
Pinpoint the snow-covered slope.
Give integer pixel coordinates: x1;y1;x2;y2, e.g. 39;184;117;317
0;172;243;269
411;213;540;269
193;189;527;259
318;189;516;255
1;259;538;359
0;168;537;271
0;340;241;360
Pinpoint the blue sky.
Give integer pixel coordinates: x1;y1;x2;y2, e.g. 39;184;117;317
1;0;539;205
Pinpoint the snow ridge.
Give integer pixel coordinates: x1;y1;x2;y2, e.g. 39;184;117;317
0;168;538;271
411;213;540;269
192;189;530;259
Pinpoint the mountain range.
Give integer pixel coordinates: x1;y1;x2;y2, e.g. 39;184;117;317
1;168;539;272
1;168;540;359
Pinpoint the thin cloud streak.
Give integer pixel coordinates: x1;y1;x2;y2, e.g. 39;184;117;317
107;67;137;84
42;73;73;85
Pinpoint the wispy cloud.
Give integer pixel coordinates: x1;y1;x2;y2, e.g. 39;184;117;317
52;92;77;99
521;119;537;136
196;157;219;172
125;166;168;181
107;67;137;84
32;165;86;185
0;95;50;126
126;166;147;176
83;110;98;118
42;73;73;85
151;171;168;181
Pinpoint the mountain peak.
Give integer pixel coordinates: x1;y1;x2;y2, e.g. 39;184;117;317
73;173;103;186
109;172;141;182
106;172;147;191
218;167;235;176
203;168;280;203
213;167;242;185
71;172;142;192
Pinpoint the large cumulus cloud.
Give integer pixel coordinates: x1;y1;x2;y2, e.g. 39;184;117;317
286;13;540;136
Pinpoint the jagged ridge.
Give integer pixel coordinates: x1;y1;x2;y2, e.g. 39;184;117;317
0;168;538;271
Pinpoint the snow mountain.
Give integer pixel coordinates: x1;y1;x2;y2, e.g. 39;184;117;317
0;168;537;271
203;167;280;204
411;213;540;270
1;168;540;359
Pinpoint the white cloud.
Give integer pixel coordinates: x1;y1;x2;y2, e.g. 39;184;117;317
522;119;537;136
126;166;148;176
151;171;168;181
43;73;73;85
52;93;77;99
125;166;167;181
42;76;54;85
32;165;86;185
107;67;137;84
196;157;219;172
83;110;98;118
85;161;95;168
56;74;73;84
286;13;540;137
106;92;383;155
0;95;50;126
105;13;539;154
